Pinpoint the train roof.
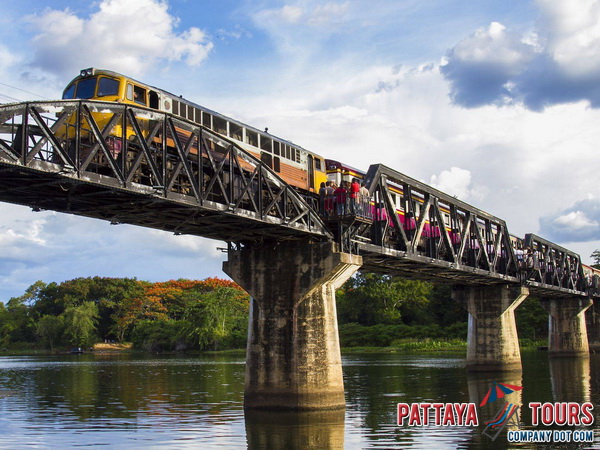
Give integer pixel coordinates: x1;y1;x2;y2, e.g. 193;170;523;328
67;68;314;156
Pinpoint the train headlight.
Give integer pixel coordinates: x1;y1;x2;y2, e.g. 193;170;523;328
80;68;94;77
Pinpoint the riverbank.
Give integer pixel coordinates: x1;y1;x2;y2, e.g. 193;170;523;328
0;338;554;356
93;342;133;353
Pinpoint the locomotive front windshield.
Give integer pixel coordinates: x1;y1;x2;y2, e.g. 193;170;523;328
62;76;120;100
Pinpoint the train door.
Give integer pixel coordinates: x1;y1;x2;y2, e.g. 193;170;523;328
308;154;315;191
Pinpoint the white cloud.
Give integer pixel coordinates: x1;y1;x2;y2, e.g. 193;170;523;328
0;204;227;302
429;167;487;203
441;0;600;110
26;0;213;78
307;2;349;26
279;5;304;23
451;22;535;68
537;0;600;77
553;211;598;229
540;198;600;242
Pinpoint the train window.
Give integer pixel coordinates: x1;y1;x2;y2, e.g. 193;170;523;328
126;84;133;101
172;100;179;116
246;129;258;147
62;83;76;99
188;105;194;121
260;152;273;169
133;86;146;105
214;116;227;134
273;157;281;173
179;102;186;118
194;108;202;124
97;77;119;97
75;78;97;99
273;141;280;156
203;112;212;128
314;158;321;171
230;123;243;141
149;91;159;109
261;135;272;152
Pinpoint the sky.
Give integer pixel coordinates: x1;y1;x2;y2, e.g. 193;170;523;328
0;0;599;300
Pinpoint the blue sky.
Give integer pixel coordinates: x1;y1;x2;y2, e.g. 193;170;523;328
1;0;600;300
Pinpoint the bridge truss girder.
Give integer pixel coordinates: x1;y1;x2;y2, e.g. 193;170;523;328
354;164;589;297
523;233;588;297
0;101;330;242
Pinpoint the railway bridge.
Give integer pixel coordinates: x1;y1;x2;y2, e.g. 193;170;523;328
0;101;596;410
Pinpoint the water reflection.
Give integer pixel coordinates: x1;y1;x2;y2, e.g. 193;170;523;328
467;372;523;419
549;356;591;403
245;409;345;449
0;352;599;448
467;371;523;443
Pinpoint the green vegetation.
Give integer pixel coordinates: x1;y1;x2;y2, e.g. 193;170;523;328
0;277;248;352
591;250;600;269
0;271;550;353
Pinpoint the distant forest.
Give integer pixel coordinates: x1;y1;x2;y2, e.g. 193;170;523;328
0;273;550;352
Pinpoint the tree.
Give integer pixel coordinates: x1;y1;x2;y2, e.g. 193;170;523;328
0;302;10;348
591;250;600;269
36;315;64;351
337;272;432;325
3;281;46;344
515;297;548;341
182;287;249;350
61;301;99;347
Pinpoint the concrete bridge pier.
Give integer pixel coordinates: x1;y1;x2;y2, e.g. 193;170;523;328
453;285;529;372
540;297;592;357
223;240;362;411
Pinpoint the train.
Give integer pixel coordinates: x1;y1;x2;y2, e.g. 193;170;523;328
59;68;599;289
60;68;327;193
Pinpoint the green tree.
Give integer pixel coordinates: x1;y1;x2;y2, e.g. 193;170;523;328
33;277;146;341
337;272;432;325
515;296;548;341
61;301;99;347
3;281;46;344
36;315;64;350
0;302;9;348
591;250;600;269
182;287;249;350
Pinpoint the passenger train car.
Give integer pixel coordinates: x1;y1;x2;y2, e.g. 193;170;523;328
61;68;328;193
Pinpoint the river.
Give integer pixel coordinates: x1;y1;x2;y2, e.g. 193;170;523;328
0;350;598;448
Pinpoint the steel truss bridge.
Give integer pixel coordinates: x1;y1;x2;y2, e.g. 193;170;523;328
0;100;594;299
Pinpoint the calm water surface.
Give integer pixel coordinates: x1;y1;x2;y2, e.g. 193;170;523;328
0;351;599;448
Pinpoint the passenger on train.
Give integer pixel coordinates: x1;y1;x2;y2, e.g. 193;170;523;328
325;181;334;217
334;182;348;216
319;182;327;216
350;178;360;214
359;182;370;216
